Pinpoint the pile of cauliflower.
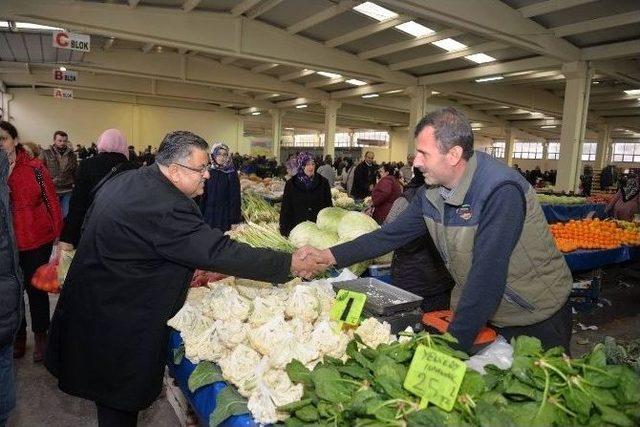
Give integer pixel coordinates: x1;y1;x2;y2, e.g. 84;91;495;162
331;187;356;209
167;277;396;424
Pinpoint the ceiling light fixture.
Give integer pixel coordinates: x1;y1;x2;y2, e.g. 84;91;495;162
540;125;557;129
353;2;397;21
317;71;342;79
465;53;497;64
362;93;379;98
432;38;467;52
385;89;403;94
59;66;67;72
475;76;504;82
251;111;261;116
14;22;64;31
395;21;434;38
346;79;367;86
296;104;308;109
624;89;640;95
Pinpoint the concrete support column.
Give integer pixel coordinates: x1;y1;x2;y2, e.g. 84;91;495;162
556;61;593;192
1;92;13;122
321;100;341;158
237;116;249;155
505;126;516;167
595;123;610;170
407;86;432;156
269;109;284;163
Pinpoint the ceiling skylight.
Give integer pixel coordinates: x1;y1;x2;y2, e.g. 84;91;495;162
346;79;367;86
432;38;467;52
317;71;342;79
395;21;434;38
465;53;497;64
353;2;398;21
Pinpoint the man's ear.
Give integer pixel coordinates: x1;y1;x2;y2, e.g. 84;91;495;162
447;146;464;166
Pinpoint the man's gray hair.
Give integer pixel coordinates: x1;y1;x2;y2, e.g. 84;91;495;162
156;131;209;166
414;107;474;160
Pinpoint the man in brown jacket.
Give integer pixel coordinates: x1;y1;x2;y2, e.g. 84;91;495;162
40;130;77;217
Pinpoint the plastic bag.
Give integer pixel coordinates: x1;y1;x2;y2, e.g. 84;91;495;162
58;249;75;288
31;245;61;293
466;335;514;374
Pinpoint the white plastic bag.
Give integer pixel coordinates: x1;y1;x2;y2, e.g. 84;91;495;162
466;335;514;374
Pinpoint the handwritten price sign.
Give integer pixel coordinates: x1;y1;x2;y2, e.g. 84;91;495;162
404;345;467;411
329;289;366;326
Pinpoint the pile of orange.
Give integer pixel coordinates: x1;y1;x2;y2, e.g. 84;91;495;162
550;219;640;253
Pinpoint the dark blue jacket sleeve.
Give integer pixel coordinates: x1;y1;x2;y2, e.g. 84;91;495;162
448;183;525;352
330;194;427;266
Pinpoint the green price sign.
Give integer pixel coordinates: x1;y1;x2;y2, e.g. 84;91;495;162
329;289;367;326
403;345;467;412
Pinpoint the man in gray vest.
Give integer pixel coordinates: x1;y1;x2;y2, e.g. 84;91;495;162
307;108;573;353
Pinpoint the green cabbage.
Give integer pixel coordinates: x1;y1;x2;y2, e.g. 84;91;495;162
337;211;380;241
288;221;319;248
309;229;340;250
316;207;349;234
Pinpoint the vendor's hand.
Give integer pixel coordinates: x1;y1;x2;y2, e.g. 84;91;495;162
58;241;74;252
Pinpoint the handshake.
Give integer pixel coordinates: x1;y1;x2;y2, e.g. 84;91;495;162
290;246;336;279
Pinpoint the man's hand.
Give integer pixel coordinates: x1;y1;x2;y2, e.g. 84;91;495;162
290;246;336;279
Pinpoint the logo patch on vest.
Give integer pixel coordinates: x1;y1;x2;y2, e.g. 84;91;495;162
457;204;473;221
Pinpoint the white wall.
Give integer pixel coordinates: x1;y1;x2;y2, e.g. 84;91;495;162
6;89;246;153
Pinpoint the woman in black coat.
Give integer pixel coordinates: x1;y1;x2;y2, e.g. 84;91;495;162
199;143;241;232
385;168;455;312
59;129;138;250
280;151;332;236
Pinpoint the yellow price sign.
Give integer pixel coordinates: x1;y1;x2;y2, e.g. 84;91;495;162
329;289;367;326
403;345;467;412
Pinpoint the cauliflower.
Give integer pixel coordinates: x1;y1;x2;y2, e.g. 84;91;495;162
310;320;350;359
330;187;341;199
247;295;285;327
285;285;321;322
247;316;293;356
306;280;336;318
398;326;415;343
201;285;252;321
216;319;248;349
219;344;261;385
355;317;394;349
334;196;355;209
235;278;273;299
269;339;319;369
185;287;210;307
247;370;304;424
288;318;313;342
185;323;229;363
167;302;201;333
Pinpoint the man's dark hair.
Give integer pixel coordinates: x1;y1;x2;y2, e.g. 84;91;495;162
414;107;474;160
156;131;208;166
53;130;68;140
0;121;18;139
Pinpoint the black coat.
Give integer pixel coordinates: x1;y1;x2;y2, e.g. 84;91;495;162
199;168;241;232
45;164;291;411
351;161;377;199
0;151;23;347
60;152;138;247
390;184;454;312
279;174;332;236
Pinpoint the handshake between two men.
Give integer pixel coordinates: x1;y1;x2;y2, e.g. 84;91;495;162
290;246;337;279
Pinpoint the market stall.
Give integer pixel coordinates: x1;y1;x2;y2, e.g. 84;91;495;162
541;203;607;223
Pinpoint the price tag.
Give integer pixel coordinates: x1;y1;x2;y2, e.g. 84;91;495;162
403;345;467;412
329;289;366;326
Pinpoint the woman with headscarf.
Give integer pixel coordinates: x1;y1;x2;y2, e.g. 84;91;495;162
385;167;455;313
59;129;138;251
606;173;640;221
1;121;63;361
279;152;332;236
200;142;241;232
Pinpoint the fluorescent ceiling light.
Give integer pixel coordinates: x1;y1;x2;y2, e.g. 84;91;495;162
362;93;379;98
284;127;294;130
251;111;261;115
346;79;367;86
15;22;64;31
592;81;600;85
395;21;434;38
465;53;496;64
317;71;342;79
385;89;403;94
624;89;640;95
296;104;308;109
431;91;440;95
59;66;67;72
353;2;397;21
432;38;467;52
0;21;9;28
540;125;556;129
475;76;503;82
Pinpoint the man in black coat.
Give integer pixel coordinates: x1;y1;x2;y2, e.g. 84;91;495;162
45;131;326;426
351;151;377;201
0;150;23;426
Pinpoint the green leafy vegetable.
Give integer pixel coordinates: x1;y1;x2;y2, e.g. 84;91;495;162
209;386;249;427
188;361;223;392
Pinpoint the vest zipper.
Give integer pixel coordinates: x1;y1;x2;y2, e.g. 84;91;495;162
504;285;536;312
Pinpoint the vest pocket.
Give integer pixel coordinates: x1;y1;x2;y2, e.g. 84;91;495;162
503;285;536;312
